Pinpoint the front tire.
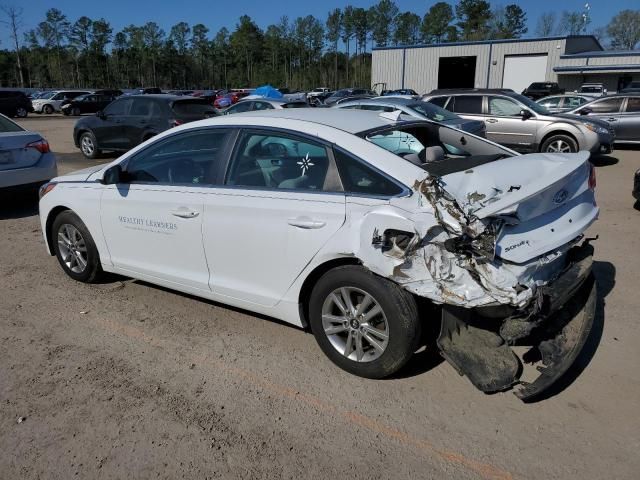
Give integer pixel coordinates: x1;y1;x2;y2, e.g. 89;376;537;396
541;134;578;153
79;131;100;159
309;266;421;379
52;211;103;283
71;107;81;116
43;104;54;114
15;106;28;118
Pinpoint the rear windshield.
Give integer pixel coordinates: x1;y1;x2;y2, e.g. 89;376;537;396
171;100;216;117
409;102;458;122
579;86;603;93
0;115;24;132
282;102;308;108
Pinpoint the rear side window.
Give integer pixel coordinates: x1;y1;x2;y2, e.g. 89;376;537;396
360;105;395;112
334;148;403;197
565;97;588;108
588;98;623;113
625;98;640;112
282;102;307;109
450;96;483;114
130;98;154;116
539;97;562;108
226;131;330;191
252;101;274;111
172;100;215;117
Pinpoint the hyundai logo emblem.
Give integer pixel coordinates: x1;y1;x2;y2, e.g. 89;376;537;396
553;189;569;204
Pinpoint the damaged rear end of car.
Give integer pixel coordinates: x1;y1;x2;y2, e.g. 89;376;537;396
355;121;599;401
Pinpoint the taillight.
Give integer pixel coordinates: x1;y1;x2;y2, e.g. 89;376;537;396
38;182;56;200
26;139;50;154
589;164;596;190
170;119;183;128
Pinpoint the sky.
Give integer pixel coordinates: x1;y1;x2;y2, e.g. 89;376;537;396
3;0;639;48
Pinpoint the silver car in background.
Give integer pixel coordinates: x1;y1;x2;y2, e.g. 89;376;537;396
334;96;487;137
566;94;640;144
423;89;614;154
32;90;91;114
537;94;596;113
223;98;308;114
0;114;57;189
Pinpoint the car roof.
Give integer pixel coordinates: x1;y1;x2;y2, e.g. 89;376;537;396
193;108;410;134
427;88;515;96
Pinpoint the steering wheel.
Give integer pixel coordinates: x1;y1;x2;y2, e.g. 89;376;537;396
167;159;204;184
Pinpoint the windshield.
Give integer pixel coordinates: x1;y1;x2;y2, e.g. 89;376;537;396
39;91;56;99
580;86;602;93
360;122;513;173
409;102;459;122
74;94;89;102
509;93;551;115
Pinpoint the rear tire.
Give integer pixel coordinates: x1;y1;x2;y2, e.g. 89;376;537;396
309;266;421;379
52;211;103;283
72;107;81;116
541;134;578;153
15;106;28;118
79;131;101;159
43;104;54;114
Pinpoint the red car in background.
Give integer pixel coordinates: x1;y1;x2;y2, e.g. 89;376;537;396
213;89;252;109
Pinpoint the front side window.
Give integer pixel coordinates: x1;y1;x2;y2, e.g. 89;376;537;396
125;129;232;185
226;102;252;114
334;148;403;196
360;104;394;112
488;97;522;116
588;98;623;113
428;96;449;108
565;96;588;108
0;115;24;132
226;131;330;191
253;101;274;111
104;98;132;116
366;129;424;155
450;96;483;114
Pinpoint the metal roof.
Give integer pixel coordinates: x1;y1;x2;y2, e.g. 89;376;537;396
554;64;640;73
560;50;640;59
372;35;599;51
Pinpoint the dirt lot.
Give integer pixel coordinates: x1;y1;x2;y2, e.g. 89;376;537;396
1;115;639;479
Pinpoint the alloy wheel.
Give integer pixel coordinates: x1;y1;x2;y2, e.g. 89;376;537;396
546;140;573;153
81;135;94;156
321;287;389;362
57;224;88;274
16;107;27;118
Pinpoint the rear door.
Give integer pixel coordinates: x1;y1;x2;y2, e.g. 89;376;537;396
201;128;346;307
583;97;624;135
617;97;640;141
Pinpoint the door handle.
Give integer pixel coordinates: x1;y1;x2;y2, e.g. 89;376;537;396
288;217;326;229
170;208;199;219
485;118;498;123
606;117;618;122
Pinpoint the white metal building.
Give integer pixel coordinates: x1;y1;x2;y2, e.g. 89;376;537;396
371;35;640;95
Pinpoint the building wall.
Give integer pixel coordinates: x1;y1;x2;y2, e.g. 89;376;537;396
371;38;640;95
488;39;567;87
403;44;490;93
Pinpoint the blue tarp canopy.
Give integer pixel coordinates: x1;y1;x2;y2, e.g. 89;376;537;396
253;85;283;99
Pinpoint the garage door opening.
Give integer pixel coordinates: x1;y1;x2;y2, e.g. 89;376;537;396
438;56;476;89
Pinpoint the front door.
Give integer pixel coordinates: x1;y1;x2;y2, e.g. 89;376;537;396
617;97;640;141
93;97;133;150
485;96;537;151
202;129;346;307
583;97;625;136
100;127;235;291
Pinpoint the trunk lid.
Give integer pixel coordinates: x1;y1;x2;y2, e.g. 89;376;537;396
439;151;598;264
0;131;45;171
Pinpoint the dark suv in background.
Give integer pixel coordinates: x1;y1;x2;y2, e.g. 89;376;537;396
0;90;33;118
522;82;564;100
73;95;218;158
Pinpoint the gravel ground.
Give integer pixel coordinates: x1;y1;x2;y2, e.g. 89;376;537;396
1;115;639;480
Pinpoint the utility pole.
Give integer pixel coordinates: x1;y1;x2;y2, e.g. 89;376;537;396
1;5;25;87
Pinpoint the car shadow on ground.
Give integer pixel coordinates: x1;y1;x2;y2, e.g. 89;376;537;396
525;260;614;402
590;155;619;167
0;188;39;220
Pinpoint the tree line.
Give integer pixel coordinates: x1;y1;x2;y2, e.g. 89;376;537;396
0;1;638;91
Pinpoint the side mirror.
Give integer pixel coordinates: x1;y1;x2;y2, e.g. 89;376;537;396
520;109;533;120
101;164;123;185
577;107;592;115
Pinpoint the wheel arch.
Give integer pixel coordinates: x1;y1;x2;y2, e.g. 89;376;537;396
539;129;579;152
297;257;362;329
44;205;72;256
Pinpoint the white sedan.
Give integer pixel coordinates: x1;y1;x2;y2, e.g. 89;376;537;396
39;109;598;400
